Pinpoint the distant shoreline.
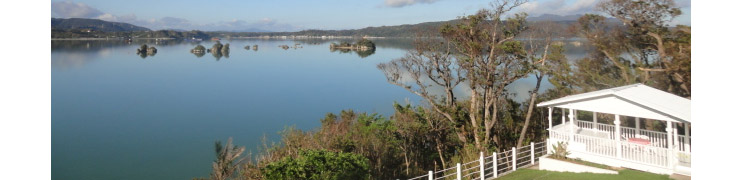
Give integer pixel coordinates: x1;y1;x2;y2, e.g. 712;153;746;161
51;38;176;41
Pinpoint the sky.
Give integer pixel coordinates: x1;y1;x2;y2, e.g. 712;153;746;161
51;0;691;32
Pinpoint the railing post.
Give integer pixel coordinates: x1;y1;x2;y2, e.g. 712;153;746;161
428;171;433;180
479;151;485;180
492;152;497;178
635;117;641;137
456;163;461;180
568;109;575;143
512;147;517;171
531;143;536;164
615;115;622;160
593;112;598;131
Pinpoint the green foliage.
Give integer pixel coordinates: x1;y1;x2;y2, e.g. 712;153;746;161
356;39;376;49
221;43;230;52
193;45;206;51
262;149;370;180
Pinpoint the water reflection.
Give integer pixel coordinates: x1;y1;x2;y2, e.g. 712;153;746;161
193;51;206;58
329;48;375;58
210;49;229;60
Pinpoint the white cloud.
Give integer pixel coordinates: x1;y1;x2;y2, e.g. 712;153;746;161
52;1;104;18
384;0;440;8
518;0;601;16
51;1;303;32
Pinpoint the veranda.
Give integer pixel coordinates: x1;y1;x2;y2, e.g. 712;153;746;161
538;84;691;176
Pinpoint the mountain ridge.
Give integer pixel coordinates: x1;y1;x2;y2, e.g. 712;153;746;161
52;18;151;32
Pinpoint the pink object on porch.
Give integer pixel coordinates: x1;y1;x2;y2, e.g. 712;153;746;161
628;138;651;145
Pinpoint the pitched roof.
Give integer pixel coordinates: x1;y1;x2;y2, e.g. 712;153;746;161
537;83;691;123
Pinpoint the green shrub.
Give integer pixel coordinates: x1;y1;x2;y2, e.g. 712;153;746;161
263;149;370;180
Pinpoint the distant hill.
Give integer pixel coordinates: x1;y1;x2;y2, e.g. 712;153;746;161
231;28;273;33
52;18;150;32
527;14;620;23
222;20;463;37
527;14;584;22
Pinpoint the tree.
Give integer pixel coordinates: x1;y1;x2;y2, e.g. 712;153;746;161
516;21;567;148
211;137;248;180
262;149;370;180
572;0;689;97
378;0;531;151
438;0;529;150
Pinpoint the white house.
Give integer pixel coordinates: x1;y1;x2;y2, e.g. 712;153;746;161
537;83;691;176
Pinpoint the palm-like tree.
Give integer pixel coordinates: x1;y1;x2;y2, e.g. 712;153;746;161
211;137;247;180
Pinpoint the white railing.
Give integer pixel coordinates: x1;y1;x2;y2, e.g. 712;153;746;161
549;128;569;142
575;121;690;152
572;134;617;158
621;141;670;167
550;125;673;169
407;141;546;180
577;120;595;129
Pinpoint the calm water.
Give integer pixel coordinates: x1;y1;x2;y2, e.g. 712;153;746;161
51;38;587;179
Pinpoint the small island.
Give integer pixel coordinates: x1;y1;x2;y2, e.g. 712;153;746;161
330;38;375;51
191;45;206;53
136;44;157;58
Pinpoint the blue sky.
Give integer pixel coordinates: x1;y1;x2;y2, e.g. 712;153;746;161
51;0;691;31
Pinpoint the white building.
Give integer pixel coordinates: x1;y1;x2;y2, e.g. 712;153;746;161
537;83;691;176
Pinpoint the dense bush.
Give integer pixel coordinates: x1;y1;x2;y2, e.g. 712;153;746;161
262;149;369;180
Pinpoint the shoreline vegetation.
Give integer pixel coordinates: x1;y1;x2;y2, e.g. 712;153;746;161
191;0;690;179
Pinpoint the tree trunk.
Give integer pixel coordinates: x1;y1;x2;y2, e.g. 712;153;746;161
517;72;544;148
436;138;447;169
469;89;482;149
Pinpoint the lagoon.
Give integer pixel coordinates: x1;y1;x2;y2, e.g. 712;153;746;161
51;38;586;179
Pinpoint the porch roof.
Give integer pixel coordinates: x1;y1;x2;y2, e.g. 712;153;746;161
537;83;691;123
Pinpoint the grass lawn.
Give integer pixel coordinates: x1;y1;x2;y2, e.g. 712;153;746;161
497;169;672;180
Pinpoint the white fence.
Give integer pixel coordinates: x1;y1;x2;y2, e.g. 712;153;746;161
575;120;691;152
407;141;546;180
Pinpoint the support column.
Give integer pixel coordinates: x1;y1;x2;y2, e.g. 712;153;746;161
635;117;641;137
673;123;679;151
666;121;674;168
614;115;622;159
593;112;598;131
568;109;575;143
548;107;553;130
572;110;577;126
685;123;690;152
561;108;566;125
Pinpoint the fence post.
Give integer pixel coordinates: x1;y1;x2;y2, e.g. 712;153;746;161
531;143;536;165
492;152;497;178
456;163;461;180
428;171;433;180
512;147;517;171
480;151;485;180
